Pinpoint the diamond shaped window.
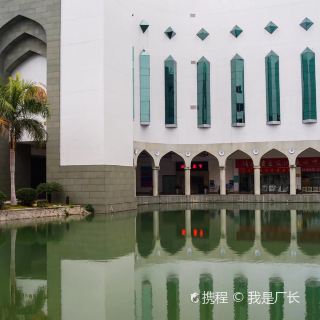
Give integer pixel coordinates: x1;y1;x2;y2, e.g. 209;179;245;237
164;27;176;39
197;28;209;40
265;21;278;34
139;20;149;33
300;17;314;30
230;25;243;38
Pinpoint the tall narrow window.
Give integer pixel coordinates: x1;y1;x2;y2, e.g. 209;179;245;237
197;57;211;127
231;54;245;126
301;48;317;123
140;50;150;125
265;51;281;124
165;56;177;127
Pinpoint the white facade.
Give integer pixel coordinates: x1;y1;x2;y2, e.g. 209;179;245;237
60;0;320;166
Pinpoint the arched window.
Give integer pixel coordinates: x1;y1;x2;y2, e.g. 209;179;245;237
140;50;150;125
164;56;177;127
197;57;211;127
301;48;317;123
231;54;245;126
265;51;280;124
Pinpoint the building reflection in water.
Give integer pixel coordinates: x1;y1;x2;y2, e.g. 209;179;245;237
167;275;180;320
234;276;248;320
0;208;320;319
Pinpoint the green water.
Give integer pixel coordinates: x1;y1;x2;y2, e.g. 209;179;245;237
0;205;320;320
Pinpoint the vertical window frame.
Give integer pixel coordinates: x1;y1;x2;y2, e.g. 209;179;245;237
164;56;177;127
140;50;150;125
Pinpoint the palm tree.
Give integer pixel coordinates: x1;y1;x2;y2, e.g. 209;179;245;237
0;74;49;205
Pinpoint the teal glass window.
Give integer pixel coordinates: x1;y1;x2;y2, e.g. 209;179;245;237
231;54;245;126
140;50;150;125
197;57;211;127
265;51;281;124
301;48;317;122
165;56;177;127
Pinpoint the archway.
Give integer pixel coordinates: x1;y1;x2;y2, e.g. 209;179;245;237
159;152;185;195
136;151;155;196
295;148;320;193
260;149;289;193
226;150;254;194
190;152;219;194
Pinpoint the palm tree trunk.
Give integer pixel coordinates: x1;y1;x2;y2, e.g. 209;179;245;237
10;229;17;306
9;147;17;205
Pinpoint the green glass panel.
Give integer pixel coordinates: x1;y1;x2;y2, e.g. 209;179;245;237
199;274;213;320
265;51;281;123
142;280;153;320
197;57;211;127
197;28;209;41
165;56;177;126
165;27;176;39
231;25;243;38
300;17;314;31
265;21;278;34
269;278;284;320
301;48;317;121
140;20;149;33
167;276;179;320
140;51;150;124
305;279;320;320
234;276;248;320
231;54;245;126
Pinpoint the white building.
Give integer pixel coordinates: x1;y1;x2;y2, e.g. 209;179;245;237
1;0;320;212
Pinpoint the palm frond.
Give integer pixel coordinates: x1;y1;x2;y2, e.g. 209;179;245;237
14;118;47;142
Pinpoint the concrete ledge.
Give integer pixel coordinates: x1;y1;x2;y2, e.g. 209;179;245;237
137;194;320;206
0;205;89;222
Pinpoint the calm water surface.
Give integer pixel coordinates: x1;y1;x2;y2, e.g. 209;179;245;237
0;205;320;320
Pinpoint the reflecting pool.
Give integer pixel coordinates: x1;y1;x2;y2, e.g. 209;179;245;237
0;205;320;320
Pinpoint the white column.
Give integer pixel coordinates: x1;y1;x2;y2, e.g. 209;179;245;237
219;166;226;195
152;167;159;196
185;209;192;238
290;209;297;240
254;166;261;195
255;209;261;240
185;167;191;196
290;165;297;195
153;210;159;240
220;209;227;239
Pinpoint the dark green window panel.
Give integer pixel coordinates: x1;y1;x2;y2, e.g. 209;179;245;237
139;20;149;33
197;28;209;41
140;50;150;125
265;51;281;124
165;27;176;39
265;21;278;34
231;54;245;126
197;57;211;127
165;56;177;127
301;48;317;122
230;25;243;38
300;17;314;31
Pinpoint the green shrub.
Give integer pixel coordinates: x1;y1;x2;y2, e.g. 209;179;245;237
84;204;95;214
36;182;63;203
16;188;37;206
0;191;6;209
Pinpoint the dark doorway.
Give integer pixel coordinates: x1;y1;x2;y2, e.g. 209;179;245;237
162;175;176;194
31;156;46;188
191;176;204;194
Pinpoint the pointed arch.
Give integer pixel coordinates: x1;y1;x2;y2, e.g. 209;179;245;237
260;149;289;194
226;150;254;194
295;148;320;193
136;150;155;196
190;151;219;194
159;151;185;195
136;212;155;257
